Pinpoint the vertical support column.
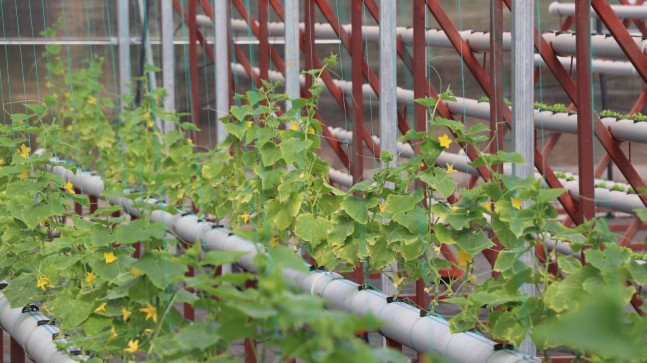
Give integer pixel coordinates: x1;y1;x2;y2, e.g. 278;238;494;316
576;0;595;222
304;0;315;96
284;0;300;110
117;0;131;100
412;0;428;319
512;0;536;356
380;0;398;297
215;0;229;143
351;0;364;185
10;337;24;363
489;0;504;160
259;0;269;82
160;0;176;133
188;0;201;136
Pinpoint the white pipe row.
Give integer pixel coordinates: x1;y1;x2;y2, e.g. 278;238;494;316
326;127;644;215
231;62;647;145
0;291;80;363
548;1;647;19
226;18;647;60
44;161;538;362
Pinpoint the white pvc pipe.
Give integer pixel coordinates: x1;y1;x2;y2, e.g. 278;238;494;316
45;162;539;363
161;0;176;133
549;1;647;19
0;291;80;363
214;0;229;144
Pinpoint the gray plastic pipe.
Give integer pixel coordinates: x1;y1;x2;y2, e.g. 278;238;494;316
548;1;647;19
0;291;80;363
44;160;538;362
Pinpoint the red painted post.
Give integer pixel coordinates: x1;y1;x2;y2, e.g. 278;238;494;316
89;195;98;214
351;0;364;186
10;337;24;363
489;0;504;161
576;0;595;222
259;0;269;82
304;0;315;96
188;0;201;142
184;264;195;320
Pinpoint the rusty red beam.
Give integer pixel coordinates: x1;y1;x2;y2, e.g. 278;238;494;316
592;0;647;83
258;0;269;81
618;217;643;247
352;0;364;185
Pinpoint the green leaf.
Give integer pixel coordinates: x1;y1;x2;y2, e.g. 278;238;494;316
452;229;494;256
342;196;368;224
294;214;334;248
419;169;457;198
115;219;166;245
627;260;647;285
384;189;423;214
280;137;313;165
268;246;307;272
557;255;582;274
133;252;188;289
202;250;247;267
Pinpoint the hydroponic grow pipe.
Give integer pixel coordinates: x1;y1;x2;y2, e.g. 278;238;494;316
231;62;647;145
225;18;647;60
0;291;80;363
44;161;538;363
326;127;643;216
548;1;647;19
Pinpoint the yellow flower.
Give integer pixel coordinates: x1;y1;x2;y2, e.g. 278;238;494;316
456;250;472;269
37;277;51;290
511;198;523;210
450;205;458;211
124;339;139;353
104;251;118;264
19;171;28;180
419;162;425;169
121;307;131;322
45;81;51;88
0;159;4;165
108;325;118;342
94;302;107;313
64;92;70;99
269;236;279;247
143;328;152;335
468;274;476;283
481;201;493;211
246;121;253;128
379;203;386;212
85;272;96;284
392;275;404;289
87;96;97;105
131;268;143;278
17;143;30;158
433;245;442;254
64;179;76;194
66;124;74;131
289;123;299;131
139;302;157;323
308;127;315;134
240;213;251;224
446;163;457;174
278;130;285;136
438;134;452;149
187;138;193;145
191;181;197;191
148;120;155;128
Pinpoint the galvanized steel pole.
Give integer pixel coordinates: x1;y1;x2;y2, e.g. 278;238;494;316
161;0;176;133
117;0;131;101
284;0;300;110
512;0;537;355
380;0;398;296
214;0;229;143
